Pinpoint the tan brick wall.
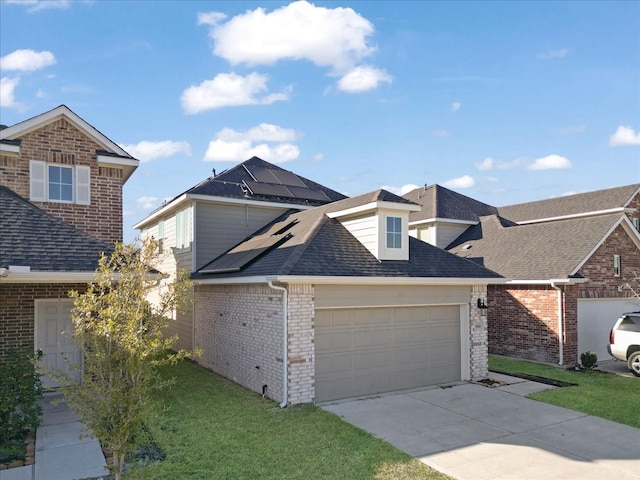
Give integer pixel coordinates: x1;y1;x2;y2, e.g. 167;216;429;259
194;284;285;403
0;283;87;360
287;284;315;404
470;285;488;379
0;118;124;243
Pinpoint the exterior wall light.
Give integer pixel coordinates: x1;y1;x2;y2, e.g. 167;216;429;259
477;298;488;316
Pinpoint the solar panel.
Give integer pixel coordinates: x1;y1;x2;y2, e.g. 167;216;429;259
286;185;330;201
200;233;292;274
271;169;307;187
243;180;293;197
247;166;280;183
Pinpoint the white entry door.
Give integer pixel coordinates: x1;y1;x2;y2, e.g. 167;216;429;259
35;299;82;388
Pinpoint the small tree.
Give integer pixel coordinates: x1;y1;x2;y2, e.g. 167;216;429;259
58;239;193;479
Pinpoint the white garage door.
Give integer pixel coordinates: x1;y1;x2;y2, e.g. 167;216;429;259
315;305;461;403
578;298;640;361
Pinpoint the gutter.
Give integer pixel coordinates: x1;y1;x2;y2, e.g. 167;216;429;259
551;281;564;366
268;280;288;408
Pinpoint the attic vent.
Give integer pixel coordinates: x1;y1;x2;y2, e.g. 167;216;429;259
462;244;472;251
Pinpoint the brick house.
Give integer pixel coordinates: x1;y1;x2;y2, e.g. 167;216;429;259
0;105;138;384
136;162;503;405
407;184;640;366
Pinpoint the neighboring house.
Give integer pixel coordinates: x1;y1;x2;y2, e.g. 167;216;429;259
190;189;504;405
134;156;347;352
0;105;139;385
406;183;640;366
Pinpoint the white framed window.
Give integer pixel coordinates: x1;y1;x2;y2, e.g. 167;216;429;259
30;160;90;205
614;254;621;277
175;209;191;249
386;216;402;249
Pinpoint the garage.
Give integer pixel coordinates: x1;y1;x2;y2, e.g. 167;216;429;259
577;298;640;361
315;305;462;402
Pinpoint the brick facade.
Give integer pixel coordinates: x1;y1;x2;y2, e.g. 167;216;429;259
0;283;87;360
488;222;640;365
470;285;489;379
286;284;315;405
0;118;124;243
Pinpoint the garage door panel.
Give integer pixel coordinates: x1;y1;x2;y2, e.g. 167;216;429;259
316;305;462;402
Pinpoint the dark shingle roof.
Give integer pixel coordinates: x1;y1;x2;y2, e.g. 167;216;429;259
183;156;346;206
194;190;502;281
497;184;640;223
404;184;498;223
447;213;629;280
0;186;112;271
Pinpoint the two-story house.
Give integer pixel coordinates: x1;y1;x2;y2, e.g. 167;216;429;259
405;184;640;366
0;105;139;384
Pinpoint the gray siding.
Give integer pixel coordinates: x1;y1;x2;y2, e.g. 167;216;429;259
195;202;288;270
315;284;472;309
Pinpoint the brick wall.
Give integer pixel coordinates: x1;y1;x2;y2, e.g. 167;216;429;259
194;284;285;403
0;283;87;360
287;284;315;404
0;118;124;243
488;223;640;365
470;285;489;379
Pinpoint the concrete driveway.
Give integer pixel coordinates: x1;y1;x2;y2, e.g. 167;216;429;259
323;374;640;480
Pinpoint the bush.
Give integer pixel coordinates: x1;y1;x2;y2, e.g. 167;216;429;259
0;348;43;449
580;351;598;370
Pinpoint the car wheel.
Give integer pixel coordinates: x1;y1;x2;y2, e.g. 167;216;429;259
628;351;640;377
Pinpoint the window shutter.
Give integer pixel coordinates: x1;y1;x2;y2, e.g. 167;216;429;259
76;165;91;205
30;160;46;201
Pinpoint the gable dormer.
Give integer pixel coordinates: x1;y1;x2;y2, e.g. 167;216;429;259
326;189;421;261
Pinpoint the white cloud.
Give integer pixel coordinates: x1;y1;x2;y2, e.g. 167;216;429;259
312;153;324;162
181;72;290;114
5;0;72;12
527;154;572;171
442;175;475;189
381;184;419;196
475;157;523;171
337;66;392;92
451;101;461;112
204;124;301;163
217;123;298;143
0;49;56;71
0;77;20;107
609;125;640;146
136;196;159;210
119;140;191;163
197;11;227;26
432;129;449;137
205;1;375;72
537;48;569;60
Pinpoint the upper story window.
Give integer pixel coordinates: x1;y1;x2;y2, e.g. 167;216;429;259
30;160;90;205
613;254;621;277
386;216;402;249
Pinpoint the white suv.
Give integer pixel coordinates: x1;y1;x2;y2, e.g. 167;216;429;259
608;312;640;377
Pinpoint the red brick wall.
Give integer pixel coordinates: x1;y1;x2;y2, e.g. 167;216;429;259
0;118;124;243
488;222;640;365
0;283;87;360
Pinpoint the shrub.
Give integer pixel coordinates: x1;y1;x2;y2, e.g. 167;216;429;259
0;348;43;448
580;351;598;370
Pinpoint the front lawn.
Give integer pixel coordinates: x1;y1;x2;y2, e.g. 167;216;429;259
125;360;449;480
489;356;640;428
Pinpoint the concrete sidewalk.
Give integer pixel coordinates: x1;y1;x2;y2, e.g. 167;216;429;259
324;374;640;480
0;394;109;480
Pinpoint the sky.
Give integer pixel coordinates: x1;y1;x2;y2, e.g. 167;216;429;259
1;0;639;243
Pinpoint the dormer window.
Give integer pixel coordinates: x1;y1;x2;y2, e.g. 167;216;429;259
386;216;402;249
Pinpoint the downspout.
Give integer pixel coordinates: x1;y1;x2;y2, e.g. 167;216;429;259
268;280;288;408
551;282;564;366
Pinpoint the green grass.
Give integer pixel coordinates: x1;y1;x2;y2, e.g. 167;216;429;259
125;360;449;480
489;356;640;428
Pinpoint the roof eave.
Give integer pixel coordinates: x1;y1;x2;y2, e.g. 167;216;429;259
0;271;96;284
192;275;507;286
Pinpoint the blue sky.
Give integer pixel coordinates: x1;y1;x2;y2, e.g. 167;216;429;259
1;0;639;242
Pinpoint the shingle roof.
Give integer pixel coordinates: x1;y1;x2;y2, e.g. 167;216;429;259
447;213;628;280
0;186;112;271
497;184;640;223
182;156;346;206
403;184;498;223
194;190;502;281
